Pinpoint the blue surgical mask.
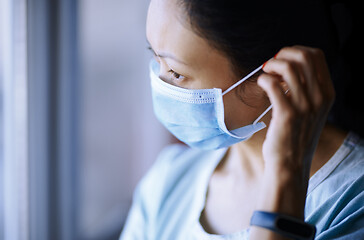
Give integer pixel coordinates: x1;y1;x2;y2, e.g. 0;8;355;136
150;60;272;150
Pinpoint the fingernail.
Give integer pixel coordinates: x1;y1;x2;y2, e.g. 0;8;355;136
274;52;279;59
262;61;268;69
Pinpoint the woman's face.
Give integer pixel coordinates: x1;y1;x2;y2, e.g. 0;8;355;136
146;0;270;131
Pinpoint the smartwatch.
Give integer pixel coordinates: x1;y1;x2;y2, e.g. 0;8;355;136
250;211;316;240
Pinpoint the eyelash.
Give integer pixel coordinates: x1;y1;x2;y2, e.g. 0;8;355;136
168;69;185;81
147;46;155;55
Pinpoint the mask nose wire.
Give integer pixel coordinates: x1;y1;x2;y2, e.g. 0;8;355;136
222;64;264;96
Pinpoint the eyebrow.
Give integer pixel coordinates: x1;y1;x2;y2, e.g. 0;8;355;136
147;43;188;66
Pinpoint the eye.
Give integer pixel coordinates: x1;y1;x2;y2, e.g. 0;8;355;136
168;69;186;81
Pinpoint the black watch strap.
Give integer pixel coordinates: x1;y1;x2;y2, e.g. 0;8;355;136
250;211;316;240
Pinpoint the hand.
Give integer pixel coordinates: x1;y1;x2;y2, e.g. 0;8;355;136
250;45;335;240
258;46;335;183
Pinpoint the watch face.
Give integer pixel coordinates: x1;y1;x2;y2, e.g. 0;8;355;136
277;217;315;238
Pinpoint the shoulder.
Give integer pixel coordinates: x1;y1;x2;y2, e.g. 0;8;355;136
308;133;364;200
349;133;364;162
332;132;364;180
306;133;364;239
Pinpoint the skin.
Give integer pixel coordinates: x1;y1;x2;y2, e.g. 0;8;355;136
146;0;348;239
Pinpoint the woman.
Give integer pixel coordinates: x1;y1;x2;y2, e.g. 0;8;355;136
120;0;364;239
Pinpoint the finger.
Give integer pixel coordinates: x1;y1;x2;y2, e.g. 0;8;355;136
293;46;335;109
263;58;309;112
308;48;335;105
257;73;291;116
276;46;320;102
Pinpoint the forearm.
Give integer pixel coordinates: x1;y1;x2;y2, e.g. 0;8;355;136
249;167;309;240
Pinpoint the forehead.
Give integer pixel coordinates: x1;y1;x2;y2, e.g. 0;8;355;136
146;0;215;66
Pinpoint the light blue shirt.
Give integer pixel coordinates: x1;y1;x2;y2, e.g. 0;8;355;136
120;132;364;239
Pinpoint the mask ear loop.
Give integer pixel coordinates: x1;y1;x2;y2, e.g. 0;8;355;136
253;105;273;125
221;62;290;125
253;89;290;125
222;64;264;96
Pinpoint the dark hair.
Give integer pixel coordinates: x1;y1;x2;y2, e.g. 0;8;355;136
177;0;364;136
178;0;337;76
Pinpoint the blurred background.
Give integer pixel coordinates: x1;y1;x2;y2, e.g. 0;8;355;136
0;0;363;240
1;0;171;240
78;0;172;239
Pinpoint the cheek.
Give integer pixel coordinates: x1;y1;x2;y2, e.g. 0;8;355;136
236;81;267;108
223;83;269;130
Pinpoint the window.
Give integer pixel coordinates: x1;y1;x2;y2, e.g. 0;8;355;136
1;0;28;239
1;0;170;239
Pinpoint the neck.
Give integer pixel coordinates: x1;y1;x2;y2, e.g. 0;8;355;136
222;127;268;178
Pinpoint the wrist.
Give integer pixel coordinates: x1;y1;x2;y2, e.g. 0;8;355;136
264;160;310;193
264;154;312;183
257;169;308;219
250;211;316;240
266;166;303;183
